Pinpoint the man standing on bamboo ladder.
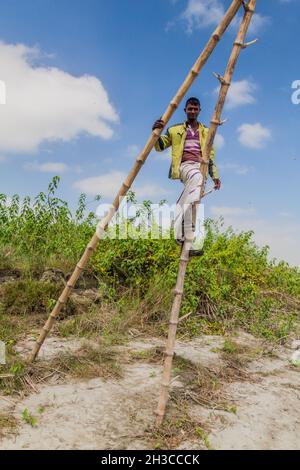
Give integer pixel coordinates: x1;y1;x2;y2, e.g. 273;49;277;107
153;97;221;257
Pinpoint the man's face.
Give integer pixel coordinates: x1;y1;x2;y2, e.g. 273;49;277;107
184;102;200;121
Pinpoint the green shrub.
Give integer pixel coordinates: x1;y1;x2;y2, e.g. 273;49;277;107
0;178;299;343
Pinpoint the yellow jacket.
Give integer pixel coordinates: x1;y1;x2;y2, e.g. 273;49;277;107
154;122;218;180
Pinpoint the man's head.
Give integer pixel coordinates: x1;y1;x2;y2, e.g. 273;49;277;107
184;97;201;122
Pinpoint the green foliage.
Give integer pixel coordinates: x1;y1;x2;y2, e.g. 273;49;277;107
222;339;237;354
21;409;38;427
0;178;299;343
0;176;95;267
195;427;215;450
1;280;61;316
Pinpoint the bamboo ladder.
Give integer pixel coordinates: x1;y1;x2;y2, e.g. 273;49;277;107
29;0;244;362
155;0;257;426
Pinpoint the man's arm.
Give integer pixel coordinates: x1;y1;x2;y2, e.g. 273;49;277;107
152;119;172;151
209;145;221;190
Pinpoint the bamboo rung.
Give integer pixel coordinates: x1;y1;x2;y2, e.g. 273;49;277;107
169;321;178;326
173;289;183;295
234;41;246;49
164;352;174;357
161;382;171;388
242;1;254;13
234;37;257;49
178;311;192;323
243;39;258;48
211;118;227;126
213;72;230;86
211;119;223;126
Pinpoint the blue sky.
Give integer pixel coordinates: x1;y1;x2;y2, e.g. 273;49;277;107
0;0;300;265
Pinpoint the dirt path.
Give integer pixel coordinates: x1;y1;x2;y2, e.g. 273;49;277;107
0;334;299;450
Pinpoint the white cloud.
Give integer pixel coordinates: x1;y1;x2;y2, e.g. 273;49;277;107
214;134;225;150
237;123;271;149
181;0;224;33
154;147;172;161
127;145;140;158
74;171;125;197
218;162;252;175
278;211;293;217
73;170;171;199
0;79;6;104
74;165;83;174
24;161;69;173
0;43;118;154
222;79;256;109
178;1;269;35
247;13;270;35
210;209;300;267
211;206;256;217
134;183;172;199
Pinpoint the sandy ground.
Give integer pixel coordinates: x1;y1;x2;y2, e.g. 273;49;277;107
0;333;299;450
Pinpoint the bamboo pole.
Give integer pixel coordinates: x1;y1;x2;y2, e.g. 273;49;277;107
155;0;257;426
200;0;258;190
29;0;244;362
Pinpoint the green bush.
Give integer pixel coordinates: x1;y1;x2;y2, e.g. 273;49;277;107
1;178;299;342
1;280;61;316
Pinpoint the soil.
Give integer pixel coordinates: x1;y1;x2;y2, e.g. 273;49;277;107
0;333;299;450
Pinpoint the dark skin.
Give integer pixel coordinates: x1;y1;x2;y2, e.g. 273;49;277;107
153;103;221;190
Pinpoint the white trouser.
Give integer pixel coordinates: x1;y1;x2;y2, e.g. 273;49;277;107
174;161;204;250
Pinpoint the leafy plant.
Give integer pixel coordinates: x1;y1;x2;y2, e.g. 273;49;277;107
22;409;38;427
0;178;299;343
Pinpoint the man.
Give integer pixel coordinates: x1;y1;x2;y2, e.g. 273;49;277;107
153;97;221;256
